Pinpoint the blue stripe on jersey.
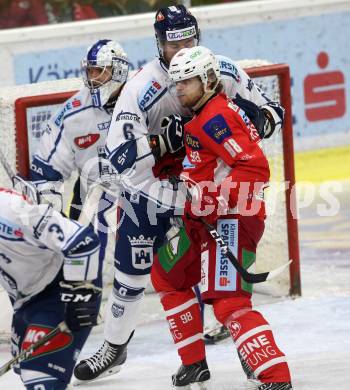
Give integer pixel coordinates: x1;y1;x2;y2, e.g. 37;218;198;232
47;105;94;162
113;278;145;298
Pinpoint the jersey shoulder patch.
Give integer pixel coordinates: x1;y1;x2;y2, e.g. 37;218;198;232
203;114;232;144
216;55;241;83
138;79;166;112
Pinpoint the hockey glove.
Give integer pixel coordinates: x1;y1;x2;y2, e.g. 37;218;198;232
148;115;190;161
60;281;102;331
258;108;276;139
184;185;229;226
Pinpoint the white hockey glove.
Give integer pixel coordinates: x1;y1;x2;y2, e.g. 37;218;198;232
60;281;102;331
34;180;64;212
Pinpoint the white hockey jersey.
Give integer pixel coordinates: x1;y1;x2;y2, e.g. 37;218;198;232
106;56;283;210
31;87;117;203
0;188;99;310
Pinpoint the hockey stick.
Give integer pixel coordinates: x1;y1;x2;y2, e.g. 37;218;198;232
0;321;70;377
202;219;292;284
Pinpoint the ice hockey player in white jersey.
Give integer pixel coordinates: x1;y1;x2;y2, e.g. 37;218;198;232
0;176;101;389
30;39;129;220
74;5;285;384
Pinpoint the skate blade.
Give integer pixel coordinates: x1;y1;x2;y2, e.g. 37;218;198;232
173;379;212;390
72;364;123;386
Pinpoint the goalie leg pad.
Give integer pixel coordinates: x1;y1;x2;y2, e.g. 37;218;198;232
213;297;291;383
152;267;205;365
104;270;149;345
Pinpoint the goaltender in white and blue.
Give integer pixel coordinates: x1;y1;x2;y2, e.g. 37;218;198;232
0;177;101;389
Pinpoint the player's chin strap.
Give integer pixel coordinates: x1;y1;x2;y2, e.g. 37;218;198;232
0;321;70;377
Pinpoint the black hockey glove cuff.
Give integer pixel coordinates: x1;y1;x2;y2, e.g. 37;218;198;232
60;281;102;331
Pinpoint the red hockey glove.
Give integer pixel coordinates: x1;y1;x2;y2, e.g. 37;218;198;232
184;185;229;226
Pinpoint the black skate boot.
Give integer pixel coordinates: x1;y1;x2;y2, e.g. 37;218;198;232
247;380;293;390
258;383;293;390
74;333;133;383
172;358;211;389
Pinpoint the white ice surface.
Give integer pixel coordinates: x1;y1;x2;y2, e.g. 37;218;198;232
1;182;350;389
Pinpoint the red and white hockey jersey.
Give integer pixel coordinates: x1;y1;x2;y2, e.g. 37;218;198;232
182;93;270;219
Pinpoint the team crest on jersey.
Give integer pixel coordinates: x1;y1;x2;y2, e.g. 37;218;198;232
128;235;156;270
0;218;24;241
203;114;232;144
22;325;73;359
227;321;241;338
138;80;164;112
74;133;100;149
111;303;125;318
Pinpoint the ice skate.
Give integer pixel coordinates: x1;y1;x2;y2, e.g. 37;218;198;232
246;379;293;390
172;358;211;389
73;339;127;384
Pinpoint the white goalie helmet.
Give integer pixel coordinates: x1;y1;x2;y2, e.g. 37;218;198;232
168;46;221;91
81;39;129;107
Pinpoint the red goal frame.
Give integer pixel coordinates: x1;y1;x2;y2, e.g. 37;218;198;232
13;64;301;296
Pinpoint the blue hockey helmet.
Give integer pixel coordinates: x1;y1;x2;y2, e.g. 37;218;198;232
81;39;129;107
154;5;200;63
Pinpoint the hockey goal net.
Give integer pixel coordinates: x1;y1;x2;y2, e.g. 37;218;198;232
0;62;300;344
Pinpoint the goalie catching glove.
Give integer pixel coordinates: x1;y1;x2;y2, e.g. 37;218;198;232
60;281;102;331
148;114;190;161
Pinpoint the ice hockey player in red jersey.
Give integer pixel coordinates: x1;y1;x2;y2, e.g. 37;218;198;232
151;46;293;390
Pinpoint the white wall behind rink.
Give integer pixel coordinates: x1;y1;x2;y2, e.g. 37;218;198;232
0;0;350;146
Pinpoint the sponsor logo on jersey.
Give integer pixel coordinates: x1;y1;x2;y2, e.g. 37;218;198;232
185;133;202;150
116;111;141;123
111;303;125;318
97;120;111;131
219;60;241;83
215;219;238;291
203;114;232;144
74;133;100;149
0;218;24;241
22;325;73;359
128;235;156;270
138;80;164;112
54;99;81;126
166;26;196;42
